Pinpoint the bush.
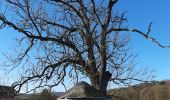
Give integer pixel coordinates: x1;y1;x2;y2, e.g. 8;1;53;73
37;89;56;100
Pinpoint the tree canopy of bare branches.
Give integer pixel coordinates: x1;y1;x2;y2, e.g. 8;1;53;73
0;0;169;95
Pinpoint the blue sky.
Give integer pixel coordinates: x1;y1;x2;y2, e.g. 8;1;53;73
117;0;170;80
0;0;170;91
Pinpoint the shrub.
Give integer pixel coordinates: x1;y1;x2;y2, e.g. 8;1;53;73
37;89;56;100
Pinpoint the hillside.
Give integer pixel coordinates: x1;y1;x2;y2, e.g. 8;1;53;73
14;81;170;100
108;81;170;100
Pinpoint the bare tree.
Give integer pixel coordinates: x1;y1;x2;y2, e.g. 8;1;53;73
0;0;168;95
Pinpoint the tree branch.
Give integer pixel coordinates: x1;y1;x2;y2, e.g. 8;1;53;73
107;28;170;48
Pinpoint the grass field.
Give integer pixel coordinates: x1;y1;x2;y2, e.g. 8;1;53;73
108;81;170;100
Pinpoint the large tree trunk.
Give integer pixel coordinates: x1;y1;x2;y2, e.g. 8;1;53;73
90;71;112;96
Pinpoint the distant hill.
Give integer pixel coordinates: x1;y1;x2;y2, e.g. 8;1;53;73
14;92;64;100
108;80;170;100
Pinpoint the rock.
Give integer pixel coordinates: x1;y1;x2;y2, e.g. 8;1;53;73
58;81;102;99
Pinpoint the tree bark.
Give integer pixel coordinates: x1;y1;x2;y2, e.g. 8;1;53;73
90;71;112;96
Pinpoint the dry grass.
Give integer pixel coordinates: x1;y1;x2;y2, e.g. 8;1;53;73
108;81;170;100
